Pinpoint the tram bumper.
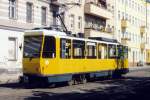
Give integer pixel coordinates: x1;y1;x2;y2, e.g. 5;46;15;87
19;75;29;84
114;68;129;75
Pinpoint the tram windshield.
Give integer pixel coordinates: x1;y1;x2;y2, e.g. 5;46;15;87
123;46;128;59
117;45;128;59
24;36;43;58
42;36;56;58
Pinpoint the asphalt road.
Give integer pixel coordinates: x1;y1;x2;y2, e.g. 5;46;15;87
0;68;150;100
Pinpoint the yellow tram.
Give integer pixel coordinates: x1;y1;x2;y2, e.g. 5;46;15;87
22;28;129;85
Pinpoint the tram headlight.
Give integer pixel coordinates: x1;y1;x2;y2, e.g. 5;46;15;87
45;60;49;65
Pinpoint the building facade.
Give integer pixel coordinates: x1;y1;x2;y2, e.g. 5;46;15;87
84;0;114;39
0;0;53;76
114;0;150;66
51;0;115;38
51;0;85;35
0;0;149;80
146;2;150;64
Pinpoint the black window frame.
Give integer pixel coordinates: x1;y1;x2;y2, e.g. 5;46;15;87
108;44;117;59
41;6;47;25
42;36;56;58
100;43;108;59
117;45;128;59
60;38;71;59
23;36;43;58
98;43;102;59
72;40;85;59
123;46;128;59
26;2;33;23
86;42;97;59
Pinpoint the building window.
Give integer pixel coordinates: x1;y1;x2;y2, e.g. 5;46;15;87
70;14;75;30
77;0;82;4
78;16;82;29
9;0;17;19
8;37;17;61
41;7;47;25
26;2;33;23
118;11;121;20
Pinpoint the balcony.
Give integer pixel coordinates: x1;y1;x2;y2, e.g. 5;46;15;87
140;43;146;51
121;37;130;46
140;26;146;36
51;0;66;6
84;3;112;19
84;27;113;38
121;37;131;41
121;20;129;29
51;0;81;6
145;43;150;49
121;39;128;46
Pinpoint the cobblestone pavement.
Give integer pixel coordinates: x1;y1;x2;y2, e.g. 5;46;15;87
0;67;150;100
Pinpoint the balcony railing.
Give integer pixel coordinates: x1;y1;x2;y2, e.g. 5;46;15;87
121;19;129;29
121;37;131;46
121;37;131;41
85;25;113;33
121;39;127;46
141;43;146;51
51;0;81;6
84;3;112;19
84;27;113;38
140;26;146;36
51;0;68;6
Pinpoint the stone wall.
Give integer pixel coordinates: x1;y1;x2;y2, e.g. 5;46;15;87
0;68;22;84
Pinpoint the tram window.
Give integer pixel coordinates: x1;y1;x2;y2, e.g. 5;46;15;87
60;38;71;59
86;42;97;59
118;45;128;59
73;40;85;59
42;36;56;58
108;44;116;58
117;45;122;58
24;36;42;58
123;46;128;59
98;44;102;59
98;44;107;59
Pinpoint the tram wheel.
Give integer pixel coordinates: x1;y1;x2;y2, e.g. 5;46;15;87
81;75;87;84
68;79;74;86
82;77;87;84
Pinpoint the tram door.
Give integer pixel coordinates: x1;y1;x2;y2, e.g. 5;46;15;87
117;45;128;69
117;45;125;69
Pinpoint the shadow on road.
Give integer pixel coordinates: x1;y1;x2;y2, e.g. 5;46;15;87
1;76;150;100
24;77;150;100
0;82;24;89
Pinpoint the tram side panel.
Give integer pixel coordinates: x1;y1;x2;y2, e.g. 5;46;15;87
39;37;128;78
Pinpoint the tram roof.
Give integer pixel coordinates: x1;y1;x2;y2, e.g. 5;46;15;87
25;29;119;45
25;29;67;36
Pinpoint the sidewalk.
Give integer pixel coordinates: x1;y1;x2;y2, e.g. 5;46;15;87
129;65;150;72
0;73;22;84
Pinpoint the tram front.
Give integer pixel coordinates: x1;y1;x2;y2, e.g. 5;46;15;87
23;34;43;75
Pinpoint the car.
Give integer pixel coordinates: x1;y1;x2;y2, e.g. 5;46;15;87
137;61;144;66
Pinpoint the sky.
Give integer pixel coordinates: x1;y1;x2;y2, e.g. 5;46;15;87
146;0;150;3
